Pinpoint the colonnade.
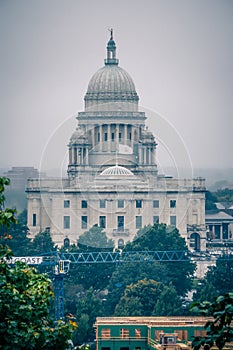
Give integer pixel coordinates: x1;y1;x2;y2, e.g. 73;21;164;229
69;146;89;165
89;123;137;152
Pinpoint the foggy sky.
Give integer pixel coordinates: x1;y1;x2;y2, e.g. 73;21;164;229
0;0;232;172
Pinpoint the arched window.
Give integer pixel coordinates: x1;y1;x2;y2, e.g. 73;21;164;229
190;232;200;251
64;237;70;248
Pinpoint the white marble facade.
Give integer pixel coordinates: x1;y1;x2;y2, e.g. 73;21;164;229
27;33;206;250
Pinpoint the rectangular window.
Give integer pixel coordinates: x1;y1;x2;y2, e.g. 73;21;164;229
136;216;142;229
101;329;111;339
104;132;108;141
170;200;176;208
81;200;87;208
81;216;87;229
175;330;188;341
153;200;159;208
100;199;106;208
99;216;106;229
64;216;70;229
119;132;122;142
98;132;100;142
170;216;176;226
111;132;115;141
32;213;36;227
129;132;132;141
136;199;142;208
194;330;207;337
120;328;129;339
153;216;159;224
118;216;124;230
135;329;141;338
118;199;124;208
64;200;70;208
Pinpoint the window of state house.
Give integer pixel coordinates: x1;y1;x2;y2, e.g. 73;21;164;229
104;132;108;141
170;200;176;208
153;200;159;208
32;213;36;227
170;216;176;226
153;216;159;224
100;199;106;208
99;216;106;229
118;199;124;208
81;216;87;229
136;199;142;208
64;216;70;229
64;200;70;208
81;200;88;208
136;216;142;229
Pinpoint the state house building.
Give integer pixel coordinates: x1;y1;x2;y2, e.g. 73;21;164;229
26;32;206;250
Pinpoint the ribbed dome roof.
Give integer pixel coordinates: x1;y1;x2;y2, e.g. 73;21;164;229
86;65;137;95
100;165;134;177
84;32;139;111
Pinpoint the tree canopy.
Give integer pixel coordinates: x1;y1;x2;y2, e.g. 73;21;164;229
0;177;77;349
191;293;233;350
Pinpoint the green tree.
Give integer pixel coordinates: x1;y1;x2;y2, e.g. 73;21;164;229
205;255;233;296
64;226;115;292
78;225;114;249
114;295;143;316
75;288;104;343
192;280;217;305
205;191;217;210
0;177;17;232
30;230;56;254
191;293;233;350
0;177;77;349
214;188;233;202
106;260;169;315
123;223;195;296
114;278;164;316
6;209;32;256
152;282;183;316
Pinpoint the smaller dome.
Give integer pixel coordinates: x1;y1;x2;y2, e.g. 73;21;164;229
100;165;134;177
70;127;86;144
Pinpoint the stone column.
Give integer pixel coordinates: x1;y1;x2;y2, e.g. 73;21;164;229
92;127;95;149
123;124;127;145
86;147;89;165
99;125;103;152
74;147;77;164
107;124;110;152
69;148;72;164
131;125;134;148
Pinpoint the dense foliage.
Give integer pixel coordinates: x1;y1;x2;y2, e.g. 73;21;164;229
191;293;233;350
0;177;77;349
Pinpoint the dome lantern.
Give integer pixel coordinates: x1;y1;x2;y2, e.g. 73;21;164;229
104;28;119;65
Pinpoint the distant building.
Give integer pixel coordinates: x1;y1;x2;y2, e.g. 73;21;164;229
206;210;233;251
4;167;40;212
95;316;209;350
27;32;206;249
4;167;39;190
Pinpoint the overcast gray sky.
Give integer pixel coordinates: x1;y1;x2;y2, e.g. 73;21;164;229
0;0;232;172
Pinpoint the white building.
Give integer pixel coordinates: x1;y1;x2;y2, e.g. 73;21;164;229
27;32;206;250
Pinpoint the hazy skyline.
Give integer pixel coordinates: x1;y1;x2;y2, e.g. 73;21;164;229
1;0;232;172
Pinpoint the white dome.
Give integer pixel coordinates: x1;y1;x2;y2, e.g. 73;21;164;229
100;165;134;177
